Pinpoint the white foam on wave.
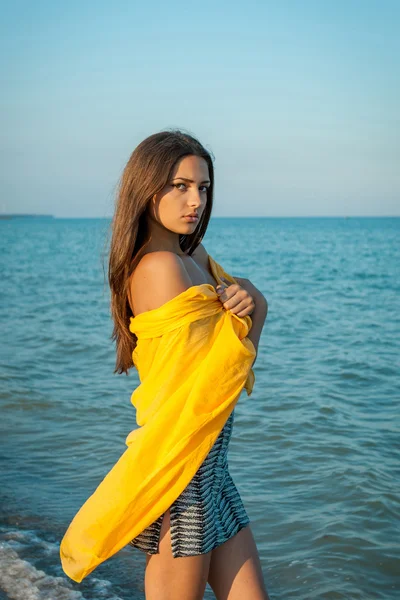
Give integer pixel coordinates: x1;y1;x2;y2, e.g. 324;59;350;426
0;541;85;600
0;527;124;600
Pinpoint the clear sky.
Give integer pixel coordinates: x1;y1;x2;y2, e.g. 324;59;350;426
1;0;399;217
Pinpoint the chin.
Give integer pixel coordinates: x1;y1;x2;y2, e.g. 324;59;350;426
181;223;198;231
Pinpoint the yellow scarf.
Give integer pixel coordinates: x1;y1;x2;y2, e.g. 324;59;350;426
59;254;256;582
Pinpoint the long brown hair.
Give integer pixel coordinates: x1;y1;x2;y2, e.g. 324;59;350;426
106;128;215;375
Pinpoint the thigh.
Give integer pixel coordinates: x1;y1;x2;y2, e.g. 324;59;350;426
144;508;212;600
207;524;270;600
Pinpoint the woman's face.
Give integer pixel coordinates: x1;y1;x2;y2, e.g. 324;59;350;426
148;154;210;235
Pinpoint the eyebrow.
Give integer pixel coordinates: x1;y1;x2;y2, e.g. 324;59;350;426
172;177;211;184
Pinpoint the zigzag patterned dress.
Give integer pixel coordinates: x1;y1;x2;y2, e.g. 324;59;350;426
128;408;250;558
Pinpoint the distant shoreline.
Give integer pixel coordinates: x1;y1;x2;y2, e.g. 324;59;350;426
0;214;55;220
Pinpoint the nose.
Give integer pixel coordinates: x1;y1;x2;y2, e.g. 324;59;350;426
188;188;204;208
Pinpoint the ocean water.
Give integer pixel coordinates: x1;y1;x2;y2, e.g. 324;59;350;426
0;216;399;600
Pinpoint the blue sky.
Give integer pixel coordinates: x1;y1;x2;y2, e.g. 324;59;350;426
1;0;399;217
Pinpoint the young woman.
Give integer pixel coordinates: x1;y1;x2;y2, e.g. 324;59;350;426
108;129;269;600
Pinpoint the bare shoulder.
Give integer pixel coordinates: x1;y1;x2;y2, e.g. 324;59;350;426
129;251;194;316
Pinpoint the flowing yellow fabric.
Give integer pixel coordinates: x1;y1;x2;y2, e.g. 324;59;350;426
59;254;256;583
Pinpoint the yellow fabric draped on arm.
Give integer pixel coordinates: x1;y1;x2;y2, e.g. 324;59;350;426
59;254;256;583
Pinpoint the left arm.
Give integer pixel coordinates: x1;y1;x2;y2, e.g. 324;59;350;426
233;277;268;360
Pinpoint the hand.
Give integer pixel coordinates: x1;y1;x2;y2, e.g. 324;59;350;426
233;276;268;312
216;277;255;317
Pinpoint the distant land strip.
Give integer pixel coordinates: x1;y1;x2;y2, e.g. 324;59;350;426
0;214;55;219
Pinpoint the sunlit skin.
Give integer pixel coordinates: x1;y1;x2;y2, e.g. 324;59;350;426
144;155;256;318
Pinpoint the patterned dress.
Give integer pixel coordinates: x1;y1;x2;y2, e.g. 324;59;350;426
128;408;250;557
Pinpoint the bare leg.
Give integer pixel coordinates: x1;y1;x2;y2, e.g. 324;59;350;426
144;508;212;600
207;524;270;600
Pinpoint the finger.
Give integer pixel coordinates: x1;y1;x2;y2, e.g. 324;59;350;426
229;300;250;314
236;304;255;317
217;284;243;304
220;291;249;312
216;283;235;300
216;283;227;295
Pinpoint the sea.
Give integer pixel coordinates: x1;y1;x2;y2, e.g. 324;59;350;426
0;216;399;600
